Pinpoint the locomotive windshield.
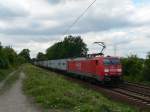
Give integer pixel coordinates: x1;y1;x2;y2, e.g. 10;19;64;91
104;58;120;65
104;59;111;65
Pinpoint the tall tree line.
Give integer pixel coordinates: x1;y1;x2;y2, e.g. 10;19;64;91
0;42;31;69
36;35;88;60
121;53;150;82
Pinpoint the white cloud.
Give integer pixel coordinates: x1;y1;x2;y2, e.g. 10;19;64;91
0;0;150;58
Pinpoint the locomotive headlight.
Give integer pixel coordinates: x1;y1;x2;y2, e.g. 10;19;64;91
104;69;109;73
117;69;122;72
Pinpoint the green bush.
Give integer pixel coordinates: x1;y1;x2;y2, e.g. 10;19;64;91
143;53;150;82
121;55;144;82
121;53;150;84
0;56;9;69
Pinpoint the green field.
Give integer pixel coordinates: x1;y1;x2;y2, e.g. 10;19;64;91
23;64;138;112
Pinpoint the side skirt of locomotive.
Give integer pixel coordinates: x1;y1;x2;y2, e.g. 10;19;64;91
67;71;122;84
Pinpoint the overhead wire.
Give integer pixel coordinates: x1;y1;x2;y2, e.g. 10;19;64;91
63;0;97;36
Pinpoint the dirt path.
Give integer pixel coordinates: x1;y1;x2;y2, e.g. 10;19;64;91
0;72;41;112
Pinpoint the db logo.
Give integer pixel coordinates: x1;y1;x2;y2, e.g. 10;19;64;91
76;63;81;70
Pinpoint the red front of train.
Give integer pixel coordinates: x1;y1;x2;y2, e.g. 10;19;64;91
68;56;122;82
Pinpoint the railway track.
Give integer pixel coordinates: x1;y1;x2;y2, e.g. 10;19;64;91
111;88;150;106
119;82;150;97
111;82;150;108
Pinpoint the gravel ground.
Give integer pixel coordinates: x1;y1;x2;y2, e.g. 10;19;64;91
0;72;41;112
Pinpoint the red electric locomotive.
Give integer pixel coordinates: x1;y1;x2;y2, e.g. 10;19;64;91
68;56;122;82
67;42;122;82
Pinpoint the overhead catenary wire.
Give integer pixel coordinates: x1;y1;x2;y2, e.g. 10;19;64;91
63;0;97;36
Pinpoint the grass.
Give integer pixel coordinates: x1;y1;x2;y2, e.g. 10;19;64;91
23;64;139;112
0;68;21;93
2;70;20;90
0;68;14;82
124;75;150;86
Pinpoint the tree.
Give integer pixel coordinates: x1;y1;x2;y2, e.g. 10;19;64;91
121;55;144;81
0;42;28;69
46;35;88;59
143;52;150;81
16;55;26;64
3;46;17;65
19;49;31;62
0;44;17;68
36;52;47;61
62;35;88;58
46;42;63;59
0;42;2;50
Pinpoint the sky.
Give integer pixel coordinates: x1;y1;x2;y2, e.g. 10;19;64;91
0;0;150;58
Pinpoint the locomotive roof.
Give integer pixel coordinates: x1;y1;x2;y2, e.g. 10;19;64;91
38;56;120;62
69;56;120;61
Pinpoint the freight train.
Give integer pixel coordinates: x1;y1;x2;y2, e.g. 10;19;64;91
34;55;122;83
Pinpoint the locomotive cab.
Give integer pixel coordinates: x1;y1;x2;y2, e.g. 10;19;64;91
103;57;122;82
95;57;122;82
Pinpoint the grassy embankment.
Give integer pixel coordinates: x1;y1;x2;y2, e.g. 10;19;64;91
0;68;14;82
0;63;21;82
23;64;138;112
0;67;21;93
